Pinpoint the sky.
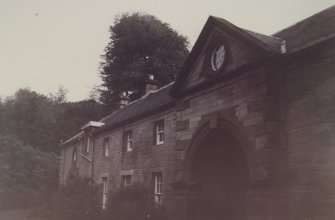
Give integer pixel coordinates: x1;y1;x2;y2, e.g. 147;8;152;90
1;0;334;101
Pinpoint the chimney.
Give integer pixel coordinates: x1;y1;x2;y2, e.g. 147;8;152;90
119;91;129;109
145;74;159;94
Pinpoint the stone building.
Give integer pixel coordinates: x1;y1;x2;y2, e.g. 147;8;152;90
59;6;335;220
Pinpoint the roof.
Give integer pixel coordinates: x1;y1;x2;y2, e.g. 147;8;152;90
100;83;175;126
61;83;175;147
243;29;285;53
170;16;285;98
213;17;284;54
61;131;84;146
273;5;335;52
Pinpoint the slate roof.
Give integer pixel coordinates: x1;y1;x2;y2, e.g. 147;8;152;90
100;82;175;126
243;29;284;53
61;131;84;146
61;83;175;146
273;5;335;52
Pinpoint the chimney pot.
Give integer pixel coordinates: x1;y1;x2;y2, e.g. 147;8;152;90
119;91;129;108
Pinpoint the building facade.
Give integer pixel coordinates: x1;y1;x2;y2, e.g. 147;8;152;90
60;6;335;220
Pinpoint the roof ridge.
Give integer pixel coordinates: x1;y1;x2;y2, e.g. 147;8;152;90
211;16;283;54
119;81;174;109
243;28;283;41
100;82;175;124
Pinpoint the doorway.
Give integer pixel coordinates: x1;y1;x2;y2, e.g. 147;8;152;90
188;128;248;220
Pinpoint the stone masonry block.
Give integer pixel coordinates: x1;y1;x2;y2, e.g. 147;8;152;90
176;120;190;131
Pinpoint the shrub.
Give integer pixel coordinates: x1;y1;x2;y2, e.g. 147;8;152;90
106;183;167;220
31;176;102;220
0;135;59;210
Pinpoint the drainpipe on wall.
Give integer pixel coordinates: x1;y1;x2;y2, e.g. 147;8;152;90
91;137;95;181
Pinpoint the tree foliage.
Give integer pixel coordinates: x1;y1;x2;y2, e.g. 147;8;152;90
54;99;109;145
0;88;109;210
31;176;101;220
49;86;68;104
0;89;57;152
0;88;108;153
0;135;58;210
100;13;189;109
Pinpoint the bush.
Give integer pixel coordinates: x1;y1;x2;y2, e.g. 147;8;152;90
31;180;167;220
106;183;167;220
31;176;102;220
0;135;59;210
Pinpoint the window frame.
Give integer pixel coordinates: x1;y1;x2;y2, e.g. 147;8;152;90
153;172;163;205
101;177;108;210
72;149;77;162
103;138;110;157
121;175;132;188
82;135;92;154
154;120;165;145
126;130;133;152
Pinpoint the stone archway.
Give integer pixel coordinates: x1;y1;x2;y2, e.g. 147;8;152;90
187;126;248;220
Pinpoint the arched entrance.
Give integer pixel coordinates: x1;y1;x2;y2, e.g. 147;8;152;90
188;127;248;220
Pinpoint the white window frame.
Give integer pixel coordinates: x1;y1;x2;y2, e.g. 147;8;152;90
155;120;165;145
102;177;108;210
126;130;133;152
122;175;132;188
85;136;92;153
153;173;163;204
103;138;110;157
72;149;77;162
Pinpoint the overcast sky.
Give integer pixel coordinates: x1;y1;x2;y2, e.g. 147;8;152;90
1;0;334;101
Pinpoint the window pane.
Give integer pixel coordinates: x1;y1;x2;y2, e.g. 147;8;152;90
155;120;165;145
101;177;108;210
103;138;109;156
126;130;133;151
122;175;131;188
153;173;163;204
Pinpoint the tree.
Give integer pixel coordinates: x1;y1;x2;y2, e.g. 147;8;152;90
0;88;109;211
100;12;189;109
49;86;68;104
88;85;102;103
0;88;57;152
31;176;102;220
0;135;58;209
53;99;109;144
0;88;108;153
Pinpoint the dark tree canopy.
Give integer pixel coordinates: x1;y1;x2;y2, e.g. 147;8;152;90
0;88;108;153
100;12;189;109
0;88;109;210
0;134;59;209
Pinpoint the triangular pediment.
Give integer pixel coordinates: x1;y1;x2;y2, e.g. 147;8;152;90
170;16;284;98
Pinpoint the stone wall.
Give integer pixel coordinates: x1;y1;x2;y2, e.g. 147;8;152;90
90;108;177;205
59;41;335;220
285;41;335;219
170;63;287;220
